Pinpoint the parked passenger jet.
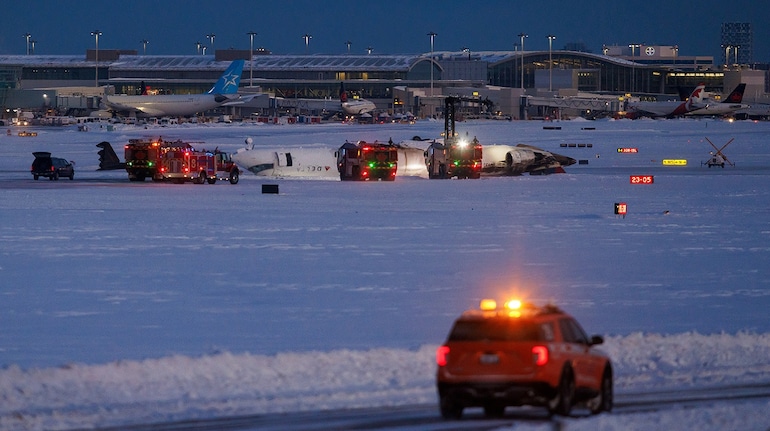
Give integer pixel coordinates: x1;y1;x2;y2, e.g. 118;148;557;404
273;82;376;117
624;83;706;118
230;138;575;179
102;60;248;117
686;84;749;117
339;82;376;115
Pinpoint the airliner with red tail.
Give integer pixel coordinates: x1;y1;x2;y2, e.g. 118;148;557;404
624;83;706;118
686;84;749;116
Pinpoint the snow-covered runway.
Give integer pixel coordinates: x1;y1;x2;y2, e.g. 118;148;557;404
1;118;769;429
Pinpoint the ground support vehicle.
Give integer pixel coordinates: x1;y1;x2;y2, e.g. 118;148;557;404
436;299;613;419
337;140;398;181
31;152;74;180
426;96;483;179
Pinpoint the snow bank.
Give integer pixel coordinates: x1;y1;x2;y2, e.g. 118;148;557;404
2;333;770;430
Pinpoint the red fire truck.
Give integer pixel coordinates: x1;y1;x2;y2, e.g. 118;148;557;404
337;140;398;181
124;138;239;184
426;97;483;179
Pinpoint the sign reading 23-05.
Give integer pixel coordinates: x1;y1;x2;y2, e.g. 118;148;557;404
630;175;654;184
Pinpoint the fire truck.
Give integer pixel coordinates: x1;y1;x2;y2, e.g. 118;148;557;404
337;140;398;181
426;96;483;179
124;138;239;184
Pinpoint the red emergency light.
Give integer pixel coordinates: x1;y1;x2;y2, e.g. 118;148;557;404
614;202;627;216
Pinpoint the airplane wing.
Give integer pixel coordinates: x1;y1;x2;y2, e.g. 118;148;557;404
222;94;260;106
102;96;166;117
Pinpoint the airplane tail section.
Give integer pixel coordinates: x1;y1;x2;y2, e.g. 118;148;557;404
685;83;707;111
96;141;126;170
339;82;349;103
724;83;746;103
208;60;244;95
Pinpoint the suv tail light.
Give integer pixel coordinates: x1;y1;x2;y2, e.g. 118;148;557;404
532;345;549;366
436;345;450;366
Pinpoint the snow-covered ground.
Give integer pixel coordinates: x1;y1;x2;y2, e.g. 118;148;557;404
1;118;769;430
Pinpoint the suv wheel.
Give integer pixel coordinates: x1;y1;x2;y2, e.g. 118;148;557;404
590;365;613;414
548;365;575;417
439;394;463;420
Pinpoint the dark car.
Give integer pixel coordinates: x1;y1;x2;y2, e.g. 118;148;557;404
31;152;75;180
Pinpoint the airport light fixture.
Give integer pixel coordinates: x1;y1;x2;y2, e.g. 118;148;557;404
247;31;257;87
23;33;31;55
671;45;678;65
734;45;740;66
302;34;312;53
462;47;470;60
547;34;556;92
140;39;149;55
629;43;640;92
91;30;102;87
206;33;215;53
427;31;437;93
367;46;373;55
722;44;732;68
30;40;36;55
346;40;352;54
195;41;202;55
518;33;527;90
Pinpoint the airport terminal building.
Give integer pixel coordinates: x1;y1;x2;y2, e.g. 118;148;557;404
1;46;767;120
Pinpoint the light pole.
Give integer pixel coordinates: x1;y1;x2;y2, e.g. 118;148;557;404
518;33;527;90
206;33;215;54
247;31;257;87
196;41;202;55
140;39;149;55
91;30;102;87
427;31;437;94
722;44;731;68
367;46;373;55
23;33;31;55
547;34;556;92
346;40;352;54
462;47;470;60
30;40;36;55
734;45;740;66
302;34;312;53
629;43;640;92
672;45;678;66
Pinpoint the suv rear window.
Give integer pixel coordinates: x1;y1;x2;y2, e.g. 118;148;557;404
448;318;551;342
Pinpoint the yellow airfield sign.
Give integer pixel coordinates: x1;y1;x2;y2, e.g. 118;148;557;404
662;159;687;166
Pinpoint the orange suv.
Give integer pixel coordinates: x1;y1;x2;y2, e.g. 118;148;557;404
436;299;612;418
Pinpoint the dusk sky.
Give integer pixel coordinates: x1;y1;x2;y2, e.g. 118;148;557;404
2;0;768;62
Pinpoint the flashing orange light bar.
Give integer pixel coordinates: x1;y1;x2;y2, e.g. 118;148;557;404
479;299;497;311
662;159;687;166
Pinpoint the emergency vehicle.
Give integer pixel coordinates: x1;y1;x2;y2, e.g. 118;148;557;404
336;140;398;181
124;138;165;181
436;299;613;419
426;96;483;179
124;138;239;184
